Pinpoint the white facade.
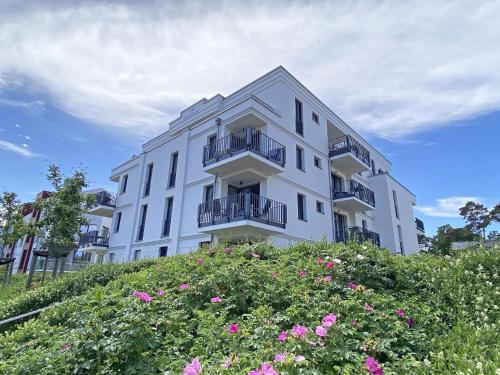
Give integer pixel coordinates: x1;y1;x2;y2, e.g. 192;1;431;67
100;67;421;262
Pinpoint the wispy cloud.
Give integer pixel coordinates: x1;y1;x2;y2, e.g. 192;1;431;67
0;139;40;158
0;98;45;111
415;196;481;217
0;1;500;139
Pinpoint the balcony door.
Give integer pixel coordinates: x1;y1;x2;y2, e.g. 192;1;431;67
332;173;342;196
334;213;347;243
228;183;261;218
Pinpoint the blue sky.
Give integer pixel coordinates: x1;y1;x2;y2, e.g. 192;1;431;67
0;1;499;236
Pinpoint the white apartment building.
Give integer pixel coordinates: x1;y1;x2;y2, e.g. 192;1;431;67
87;67;423;262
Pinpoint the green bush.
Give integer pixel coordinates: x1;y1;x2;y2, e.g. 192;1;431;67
0;242;498;374
0;259;156;326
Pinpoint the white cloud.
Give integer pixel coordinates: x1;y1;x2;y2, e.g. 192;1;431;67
0;139;40;158
14;123;21;128
19;134;31;140
415;196;481;217
1;1;500;139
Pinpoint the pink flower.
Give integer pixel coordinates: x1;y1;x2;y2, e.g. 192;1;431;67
347;282;358;290
274;352;288;362
324;275;332;282
223;246;233;254
277;330;288;342
315;325;327;337
407;318;415;328
228;324;239;333
180;283;190;290
322;313;337;327
196;259;204;265
364;303;374;312
184;358;202;375
365;356;383;375
60;343;71;352
299;270;307;277
352;319;358;326
210;296;222;303
132;291;153;303
294;355;306;362
316;257;324;264
292;325;308;338
248;363;278;375
325;261;334;268
395;308;405;318
156;289;166;297
272;271;278;278
252;253;260;258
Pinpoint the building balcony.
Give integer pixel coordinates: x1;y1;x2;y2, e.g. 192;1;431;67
415;218;425;236
348;226;381;246
202;127;286;177
87;191;115;218
197;192;287;239
78;229;109;253
333;180;375;211
329;135;371;175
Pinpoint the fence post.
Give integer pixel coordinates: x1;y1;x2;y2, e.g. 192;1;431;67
26;253;38;288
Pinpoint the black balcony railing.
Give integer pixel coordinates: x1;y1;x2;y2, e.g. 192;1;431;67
198;192;287;229
79;229;109;248
348;226;381;246
202;127;286;168
329;135;371;167
93;191;115;207
415;218;425;233
333;180;375;207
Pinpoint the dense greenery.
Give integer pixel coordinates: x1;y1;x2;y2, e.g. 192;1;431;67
0;260;156;328
0;242;498;374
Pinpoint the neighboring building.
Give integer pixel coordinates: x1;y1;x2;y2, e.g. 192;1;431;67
6;189;113;274
452;240;500;250
90;66;422;262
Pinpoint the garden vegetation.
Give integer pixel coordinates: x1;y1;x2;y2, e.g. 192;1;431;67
0;241;498;374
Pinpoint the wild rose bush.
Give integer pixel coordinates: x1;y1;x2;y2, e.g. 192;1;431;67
0;242;498;374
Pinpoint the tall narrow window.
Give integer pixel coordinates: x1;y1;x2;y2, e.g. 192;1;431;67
316;200;324;213
296;146;305;171
295;99;303;136
114;212;122;233
312;112;319;125
144;163;153;196
208;134;217;160
397;225;405;254
137;204;148;241
121;174;128;193
314;156;322;169
203;184;214;212
297;193;307;221
362;219;367;230
133;249;141;260
392;190;400;219
162;197;174;237
371;160;376;175
159;246;168;257
168;152;178;188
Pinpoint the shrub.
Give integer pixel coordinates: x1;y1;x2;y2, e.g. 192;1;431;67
0;259;157;327
0;243;497;374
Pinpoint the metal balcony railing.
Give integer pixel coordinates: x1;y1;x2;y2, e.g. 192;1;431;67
329;135;371;167
348;226;381;246
415;218;425;233
202;127;286;167
198;192;287;229
93;191;116;207
79;229;109;248
332;180;376;207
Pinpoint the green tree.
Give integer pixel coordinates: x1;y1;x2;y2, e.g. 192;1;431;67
0;191;32;258
431;224;477;255
33;164;95;279
487;230;499;241
459;201;491;240
489;202;500;223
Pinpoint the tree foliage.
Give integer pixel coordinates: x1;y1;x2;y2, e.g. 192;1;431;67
459;201;491;240
34;164;95;258
0;191;32;258
431;224;477;255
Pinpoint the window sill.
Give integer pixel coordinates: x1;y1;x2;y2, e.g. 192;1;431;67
298;218;308;222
